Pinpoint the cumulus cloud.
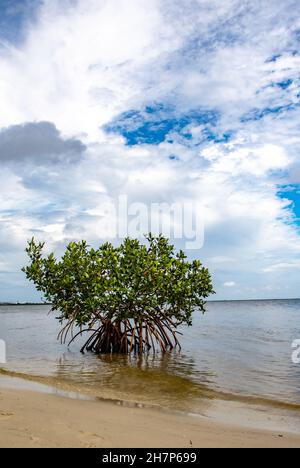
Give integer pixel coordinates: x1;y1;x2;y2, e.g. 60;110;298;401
263;261;300;273
0;121;86;164
224;281;236;288
0;0;299;301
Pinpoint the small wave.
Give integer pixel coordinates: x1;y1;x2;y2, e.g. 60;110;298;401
1;367;300;415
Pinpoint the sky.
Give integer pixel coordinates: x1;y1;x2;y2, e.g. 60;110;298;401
0;0;299;301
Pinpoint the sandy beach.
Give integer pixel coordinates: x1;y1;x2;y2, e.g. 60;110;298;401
0;386;300;448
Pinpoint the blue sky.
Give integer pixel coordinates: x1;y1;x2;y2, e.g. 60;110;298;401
0;0;300;301
278;185;300;224
0;0;41;44
104;105;222;145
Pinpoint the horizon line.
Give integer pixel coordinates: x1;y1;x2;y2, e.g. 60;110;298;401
0;298;299;306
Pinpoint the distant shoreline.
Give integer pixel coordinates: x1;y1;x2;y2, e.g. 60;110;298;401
0;298;299;306
0;303;52;306
207;298;300;303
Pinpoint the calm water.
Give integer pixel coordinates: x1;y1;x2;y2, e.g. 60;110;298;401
1;300;300;416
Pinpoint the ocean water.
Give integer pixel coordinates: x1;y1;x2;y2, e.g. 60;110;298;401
1;300;300;423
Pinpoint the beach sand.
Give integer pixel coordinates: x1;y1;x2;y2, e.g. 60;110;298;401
0;387;300;448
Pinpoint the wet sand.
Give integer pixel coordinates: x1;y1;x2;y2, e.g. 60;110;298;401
1;386;300;448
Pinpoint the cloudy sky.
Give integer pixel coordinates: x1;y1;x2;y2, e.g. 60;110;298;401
0;0;299;301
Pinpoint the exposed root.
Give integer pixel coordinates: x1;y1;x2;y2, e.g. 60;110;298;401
62;315;181;355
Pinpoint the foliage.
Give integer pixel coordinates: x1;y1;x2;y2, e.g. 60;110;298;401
23;235;214;354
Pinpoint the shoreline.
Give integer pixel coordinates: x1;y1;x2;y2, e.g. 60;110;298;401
0;374;300;447
1;385;300;448
1;298;300;306
1;367;300;416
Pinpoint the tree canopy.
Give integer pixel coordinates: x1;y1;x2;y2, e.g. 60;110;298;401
23;235;214;354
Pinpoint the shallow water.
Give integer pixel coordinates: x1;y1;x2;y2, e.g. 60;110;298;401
0;300;300;418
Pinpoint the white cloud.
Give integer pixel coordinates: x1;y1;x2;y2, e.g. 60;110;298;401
224;281;236;288
263;261;300;273
0;0;299;300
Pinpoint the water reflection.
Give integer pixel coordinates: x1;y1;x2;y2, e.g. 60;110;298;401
1;300;300;409
52;350;216;412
